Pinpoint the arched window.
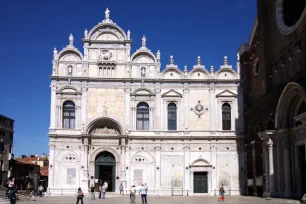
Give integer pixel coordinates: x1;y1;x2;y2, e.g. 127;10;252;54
168;103;177;130
136;102;149;130
222;103;231;130
63;101;75;129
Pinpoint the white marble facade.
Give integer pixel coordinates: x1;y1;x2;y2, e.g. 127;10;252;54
48;8;244;196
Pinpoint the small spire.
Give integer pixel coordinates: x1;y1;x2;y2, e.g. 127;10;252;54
53;48;58;59
127;30;131;40
84;29;88;38
105;8;110;20
142;35;146;47
156;50;160;61
184;65;188;73
224;56;228;65
237;52;240;62
170;55;174;65
210;65;214;73
69;33;74;46
197;56;201;65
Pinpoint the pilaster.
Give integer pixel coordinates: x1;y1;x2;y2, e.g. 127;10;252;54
183;86;189;130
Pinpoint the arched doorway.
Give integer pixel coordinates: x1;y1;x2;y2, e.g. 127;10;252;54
95;151;116;192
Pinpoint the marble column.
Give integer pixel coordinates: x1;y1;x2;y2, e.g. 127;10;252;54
268;138;275;194
81;138;89;191
120;138;127;184
282;135;292;198
50;83;56;129
264;146;270;194
183;87;189;130
284;144;292;197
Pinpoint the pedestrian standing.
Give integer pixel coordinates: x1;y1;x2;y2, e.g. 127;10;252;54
76;187;84;204
103;181;108;191
98;185;102;199
38;185;44;197
101;184;106;199
28;184;35;201
139;184;148;204
90;184;95;200
119;183;124;195
130;185;136;204
219;184;225;202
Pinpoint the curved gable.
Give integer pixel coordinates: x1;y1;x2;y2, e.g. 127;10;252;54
189;68;210;79
215;69;237;80
162;68;183;79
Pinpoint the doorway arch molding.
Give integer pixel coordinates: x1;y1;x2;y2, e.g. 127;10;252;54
90;147;120;164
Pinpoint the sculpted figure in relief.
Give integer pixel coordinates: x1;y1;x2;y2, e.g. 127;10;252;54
141;67;146;77
68;65;73;76
92;127;119;135
142;36;146;47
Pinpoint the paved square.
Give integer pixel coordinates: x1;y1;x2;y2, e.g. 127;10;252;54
17;196;300;204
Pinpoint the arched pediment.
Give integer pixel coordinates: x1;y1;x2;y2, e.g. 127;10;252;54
58;86;78;93
57;48;83;61
96;31;120;41
131;151;155;164
132;88;154;96
85;116;123;135
88;23;127;41
189;68;210;79
162;67;183;79
191;158;212;166
131;50;157;63
215;68;237;80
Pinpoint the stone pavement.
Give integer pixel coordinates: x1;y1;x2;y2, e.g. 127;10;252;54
17;196;300;204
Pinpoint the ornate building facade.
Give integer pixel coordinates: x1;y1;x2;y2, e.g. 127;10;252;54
48;8;244;196
240;0;306;200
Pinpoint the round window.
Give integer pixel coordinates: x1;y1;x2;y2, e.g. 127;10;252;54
253;58;260;76
276;0;306;35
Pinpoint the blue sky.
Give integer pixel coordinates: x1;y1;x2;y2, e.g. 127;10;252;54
0;0;256;157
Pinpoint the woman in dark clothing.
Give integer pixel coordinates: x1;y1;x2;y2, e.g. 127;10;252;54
76;187;84;204
7;185;17;204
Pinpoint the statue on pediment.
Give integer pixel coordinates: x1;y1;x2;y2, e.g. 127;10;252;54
92;126;119;135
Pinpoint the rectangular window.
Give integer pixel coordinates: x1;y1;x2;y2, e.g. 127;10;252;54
0;161;3;171
134;169;143;186
0;143;4;153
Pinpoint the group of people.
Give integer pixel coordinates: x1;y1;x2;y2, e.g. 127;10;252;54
76;181;109;204
129;183;148;204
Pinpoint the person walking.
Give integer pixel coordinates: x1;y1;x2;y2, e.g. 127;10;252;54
130;185;136;204
76;187;84;204
219;184;225;202
101;184;106;199
139;184;148;204
119;183;124;195
7;184;17;204
28;184;35;201
38;185;44;197
103;181;108;191
98;185;102;199
90;184;95;200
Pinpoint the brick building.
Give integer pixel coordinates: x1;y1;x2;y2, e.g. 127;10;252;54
0;115;14;186
239;0;306;200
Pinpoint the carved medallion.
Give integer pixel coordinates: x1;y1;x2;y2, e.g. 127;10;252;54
194;101;205;115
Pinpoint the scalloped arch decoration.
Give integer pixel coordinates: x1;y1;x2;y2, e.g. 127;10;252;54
96;32;120;41
190;70;209;79
162;69;182;79
216;70;236;80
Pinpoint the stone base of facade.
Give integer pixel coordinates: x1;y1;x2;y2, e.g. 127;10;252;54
301;194;306;204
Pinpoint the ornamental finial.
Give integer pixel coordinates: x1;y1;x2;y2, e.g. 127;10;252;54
156;50;160;61
224;56;228;65
197;56;201;65
69;33;74;46
237;52;240;62
53;48;58;59
170;55;174;64
210;65;214;73
184;65;188;73
84;29;88;38
142;35;146;47
105;8;110;20
127;30;131;40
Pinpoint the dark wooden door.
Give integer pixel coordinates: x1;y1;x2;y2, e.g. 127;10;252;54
194;172;208;193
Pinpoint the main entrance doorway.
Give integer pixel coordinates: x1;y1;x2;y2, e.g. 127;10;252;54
95;151;116;192
193;172;208;193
